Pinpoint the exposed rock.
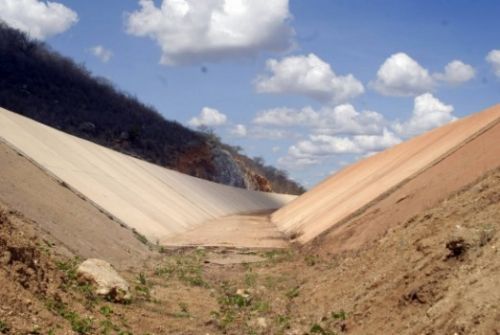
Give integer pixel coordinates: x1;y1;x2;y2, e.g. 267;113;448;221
76;258;131;303
210;145;246;188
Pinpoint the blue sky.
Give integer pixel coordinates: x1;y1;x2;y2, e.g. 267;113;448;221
1;0;499;188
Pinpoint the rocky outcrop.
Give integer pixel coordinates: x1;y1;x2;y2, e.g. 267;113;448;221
77;259;131;303
210;145;246;188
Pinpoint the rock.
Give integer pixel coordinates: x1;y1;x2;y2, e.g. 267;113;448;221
236;288;250;299
257;317;267;328
210;146;246;188
76;259;131;303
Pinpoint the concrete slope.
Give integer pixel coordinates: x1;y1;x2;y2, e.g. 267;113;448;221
312;114;500;254
272;104;500;244
0;107;295;243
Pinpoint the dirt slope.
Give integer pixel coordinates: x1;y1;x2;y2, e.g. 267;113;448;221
272;104;500;244
0;142;152;269
1;167;499;335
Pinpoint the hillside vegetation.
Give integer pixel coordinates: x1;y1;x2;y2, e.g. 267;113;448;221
0;22;304;195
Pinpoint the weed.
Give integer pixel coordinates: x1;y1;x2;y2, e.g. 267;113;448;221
244;272;258;287
0;320;10;333
304;255;320;266
135;273;151;301
132;229;148;245
285;286;300;299
99;319;118;335
275;315;290;332
155;251;207;287
169;302;191;318
252;299;270;314
331;310;347;321
262;249;294;264
211;283;253;330
99;305;113;317
310;323;337;335
479;224;496;246
45;298;93;334
56;257;80;284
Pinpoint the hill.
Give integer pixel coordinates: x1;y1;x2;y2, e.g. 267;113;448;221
0;22;304;195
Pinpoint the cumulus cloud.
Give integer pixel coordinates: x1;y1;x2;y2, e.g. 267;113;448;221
230;124;247;137
316;105;386;136
372;53;476;96
188;107;227;127
275;95;457;170
253;106;318;126
486;49;500;77
288;129;401;159
125;0;294;65
434;60;475;84
247;127;294;140
277;156;320;170
90;45;113;63
255;53;364;103
393;93;456;138
253;104;386;135
371;52;434;96
0;0;78;40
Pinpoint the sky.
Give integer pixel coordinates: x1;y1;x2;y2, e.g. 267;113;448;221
1;0;499;188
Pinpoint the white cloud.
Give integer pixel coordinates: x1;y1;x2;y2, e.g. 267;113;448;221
0;0;78;40
371;52;434;96
277;156;319;170
372;53;476;96
247;127;293;140
90;45;113;63
486;49;500;77
230;124;247;137
434;60;475;84
315;104;386;136
125;0;294;65
253;106;318;126
253;104;386;135
255;53;364;103
393;93;456;138
288;129;401;158
188;107;227;127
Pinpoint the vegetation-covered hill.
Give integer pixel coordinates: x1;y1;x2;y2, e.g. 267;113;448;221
0;22;304;195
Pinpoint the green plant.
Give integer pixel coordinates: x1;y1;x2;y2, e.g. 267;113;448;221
169;302;191;318
244;272;257;287
479;224;496;246
99;305;113;317
304;255;320;266
275;314;290;332
331;310;347;321
156;251;207;287
45;299;93;334
262;249;294;264
56;257;80;284
132;229;148;245
285;286;300;299
310;323;336;335
0;320;10;333
135;272;151;300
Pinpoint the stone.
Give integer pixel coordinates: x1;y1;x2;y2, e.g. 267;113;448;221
77;258;131;303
